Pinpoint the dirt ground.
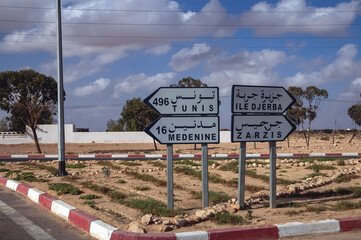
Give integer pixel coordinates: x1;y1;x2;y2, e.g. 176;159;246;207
1;131;360;155
1;131;361;233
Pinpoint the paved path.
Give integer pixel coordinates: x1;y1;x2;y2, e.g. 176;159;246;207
0;187;94;240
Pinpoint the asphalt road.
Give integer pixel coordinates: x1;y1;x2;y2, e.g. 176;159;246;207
0;187;94;240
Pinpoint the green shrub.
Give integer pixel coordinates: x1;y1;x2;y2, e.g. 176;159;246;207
5;170;21;178
80;194;101;200
36;164;58;175
0;168;10;172
49;183;83;195
212;212;243;225
306;164;336;171
135;186;150;191
109;190;127;201
151;162;167;168
127;172;167;187
117;179;126;184
81;181;112;194
119;161;141;167
66;163;86;168
175;159;201;167
335;175;360;183
102;167;110;178
0;162;5;166
277;201;306;208
191;191;231;204
332;201;361;211
337;159;346;166
306;205;327;214
125;198;181;217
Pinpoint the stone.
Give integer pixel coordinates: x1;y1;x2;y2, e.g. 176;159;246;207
158;225;173;232
128;222;146;233
189;215;201;223
141;214;153;225
195;210;208;220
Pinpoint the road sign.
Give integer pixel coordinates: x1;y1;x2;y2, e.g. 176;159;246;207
231;115;296;142
145;116;219;144
232;85;295;114
144;87;219;115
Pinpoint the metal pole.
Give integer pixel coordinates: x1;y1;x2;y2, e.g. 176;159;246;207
238;142;246;209
201;144;209;208
56;0;66;176
269;141;277;208
167;144;173;210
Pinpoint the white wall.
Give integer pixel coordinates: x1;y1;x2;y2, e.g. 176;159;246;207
0;124;232;144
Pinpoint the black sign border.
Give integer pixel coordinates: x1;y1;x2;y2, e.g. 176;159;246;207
145;115;220;144
231;85;296;114
144;87;220;116
231;114;296;143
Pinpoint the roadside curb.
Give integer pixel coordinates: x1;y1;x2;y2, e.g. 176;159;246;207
1;176;361;239
0;152;360;161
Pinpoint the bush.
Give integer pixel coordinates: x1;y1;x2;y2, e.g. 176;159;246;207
125;198;181;217
337;159;346;166
212;212;243;225
49;183;83;195
80;194;101;200
66;163;86;168
134;186;150;191
117;179;126;184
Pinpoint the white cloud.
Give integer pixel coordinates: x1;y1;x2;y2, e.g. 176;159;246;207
285;44;361;87
73;78;111;96
145;44;171;56
170;43;213;71
341;77;361;99
0;0;239;82
240;0;361;35
200;49;287;96
113;72;176;97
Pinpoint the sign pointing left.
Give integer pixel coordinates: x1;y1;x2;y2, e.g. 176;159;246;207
144;87;219;115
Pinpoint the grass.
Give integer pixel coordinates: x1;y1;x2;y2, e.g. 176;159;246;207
208;160;220;167
288;187;361;198
109;190;127;201
191;191;231;204
296;157;314;164
245;160;267;166
212;212;243;225
337;159;346;166
285;210;302;216
66;163;86;168
124;198;181;217
0;162;4;166
332;201;361;211
219;161;238;173
306;205;328;214
15;172;48;182
36;164;58;175
96;161;121;170
134;186;150;191
80;194;102;200
150;161;167;168
81;181;112;194
334;175;360;183
49;183;83;195
5;170;21;178
317;158;337;162
305;164;336;171
276;201;306;208
0;168;10;172
304;172;327;179
174;166;228;185
119;161;141;167
126;172;167;187
245;184;266;193
117;179;126;184
175;159;201;167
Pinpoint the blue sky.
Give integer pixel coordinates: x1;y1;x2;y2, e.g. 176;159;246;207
1;0;361;131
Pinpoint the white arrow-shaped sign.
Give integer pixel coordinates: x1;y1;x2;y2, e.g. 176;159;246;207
232;85;295;114
144;87;219;115
145;116;219;144
231;115;296;142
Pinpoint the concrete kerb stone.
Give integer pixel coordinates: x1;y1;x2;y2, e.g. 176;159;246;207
0;176;360;240
175;231;208;240
276;220;340;238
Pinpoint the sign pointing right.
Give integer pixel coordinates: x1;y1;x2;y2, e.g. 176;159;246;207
231;115;296;142
232;85;295;114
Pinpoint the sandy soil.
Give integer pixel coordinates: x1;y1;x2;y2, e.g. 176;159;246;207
1;131;361;233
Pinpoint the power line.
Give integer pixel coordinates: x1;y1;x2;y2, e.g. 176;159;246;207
1;39;359;49
1;19;361;27
64;103;125;110
2;32;361;40
0;5;360;14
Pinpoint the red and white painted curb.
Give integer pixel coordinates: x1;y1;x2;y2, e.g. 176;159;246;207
1;152;360;160
1;177;361;239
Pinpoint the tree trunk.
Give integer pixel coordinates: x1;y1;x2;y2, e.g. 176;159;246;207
349;131;357;143
153;139;158;151
31;126;42;153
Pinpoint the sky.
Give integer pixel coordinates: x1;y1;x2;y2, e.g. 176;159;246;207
1;0;361;132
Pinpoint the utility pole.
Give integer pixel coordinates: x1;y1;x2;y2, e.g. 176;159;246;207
56;0;67;176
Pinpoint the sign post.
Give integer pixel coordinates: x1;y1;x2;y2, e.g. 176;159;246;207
238;142;246;209
231;85;295;209
144;87;219;210
167;144;174;210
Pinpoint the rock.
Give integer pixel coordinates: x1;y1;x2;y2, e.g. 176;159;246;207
189;215;201;223
173;218;188;227
128;222;146;233
195;210;209;220
252;163;257;167
211;163;217;169
141;214;153;225
162;220;172;225
158;225;173;232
